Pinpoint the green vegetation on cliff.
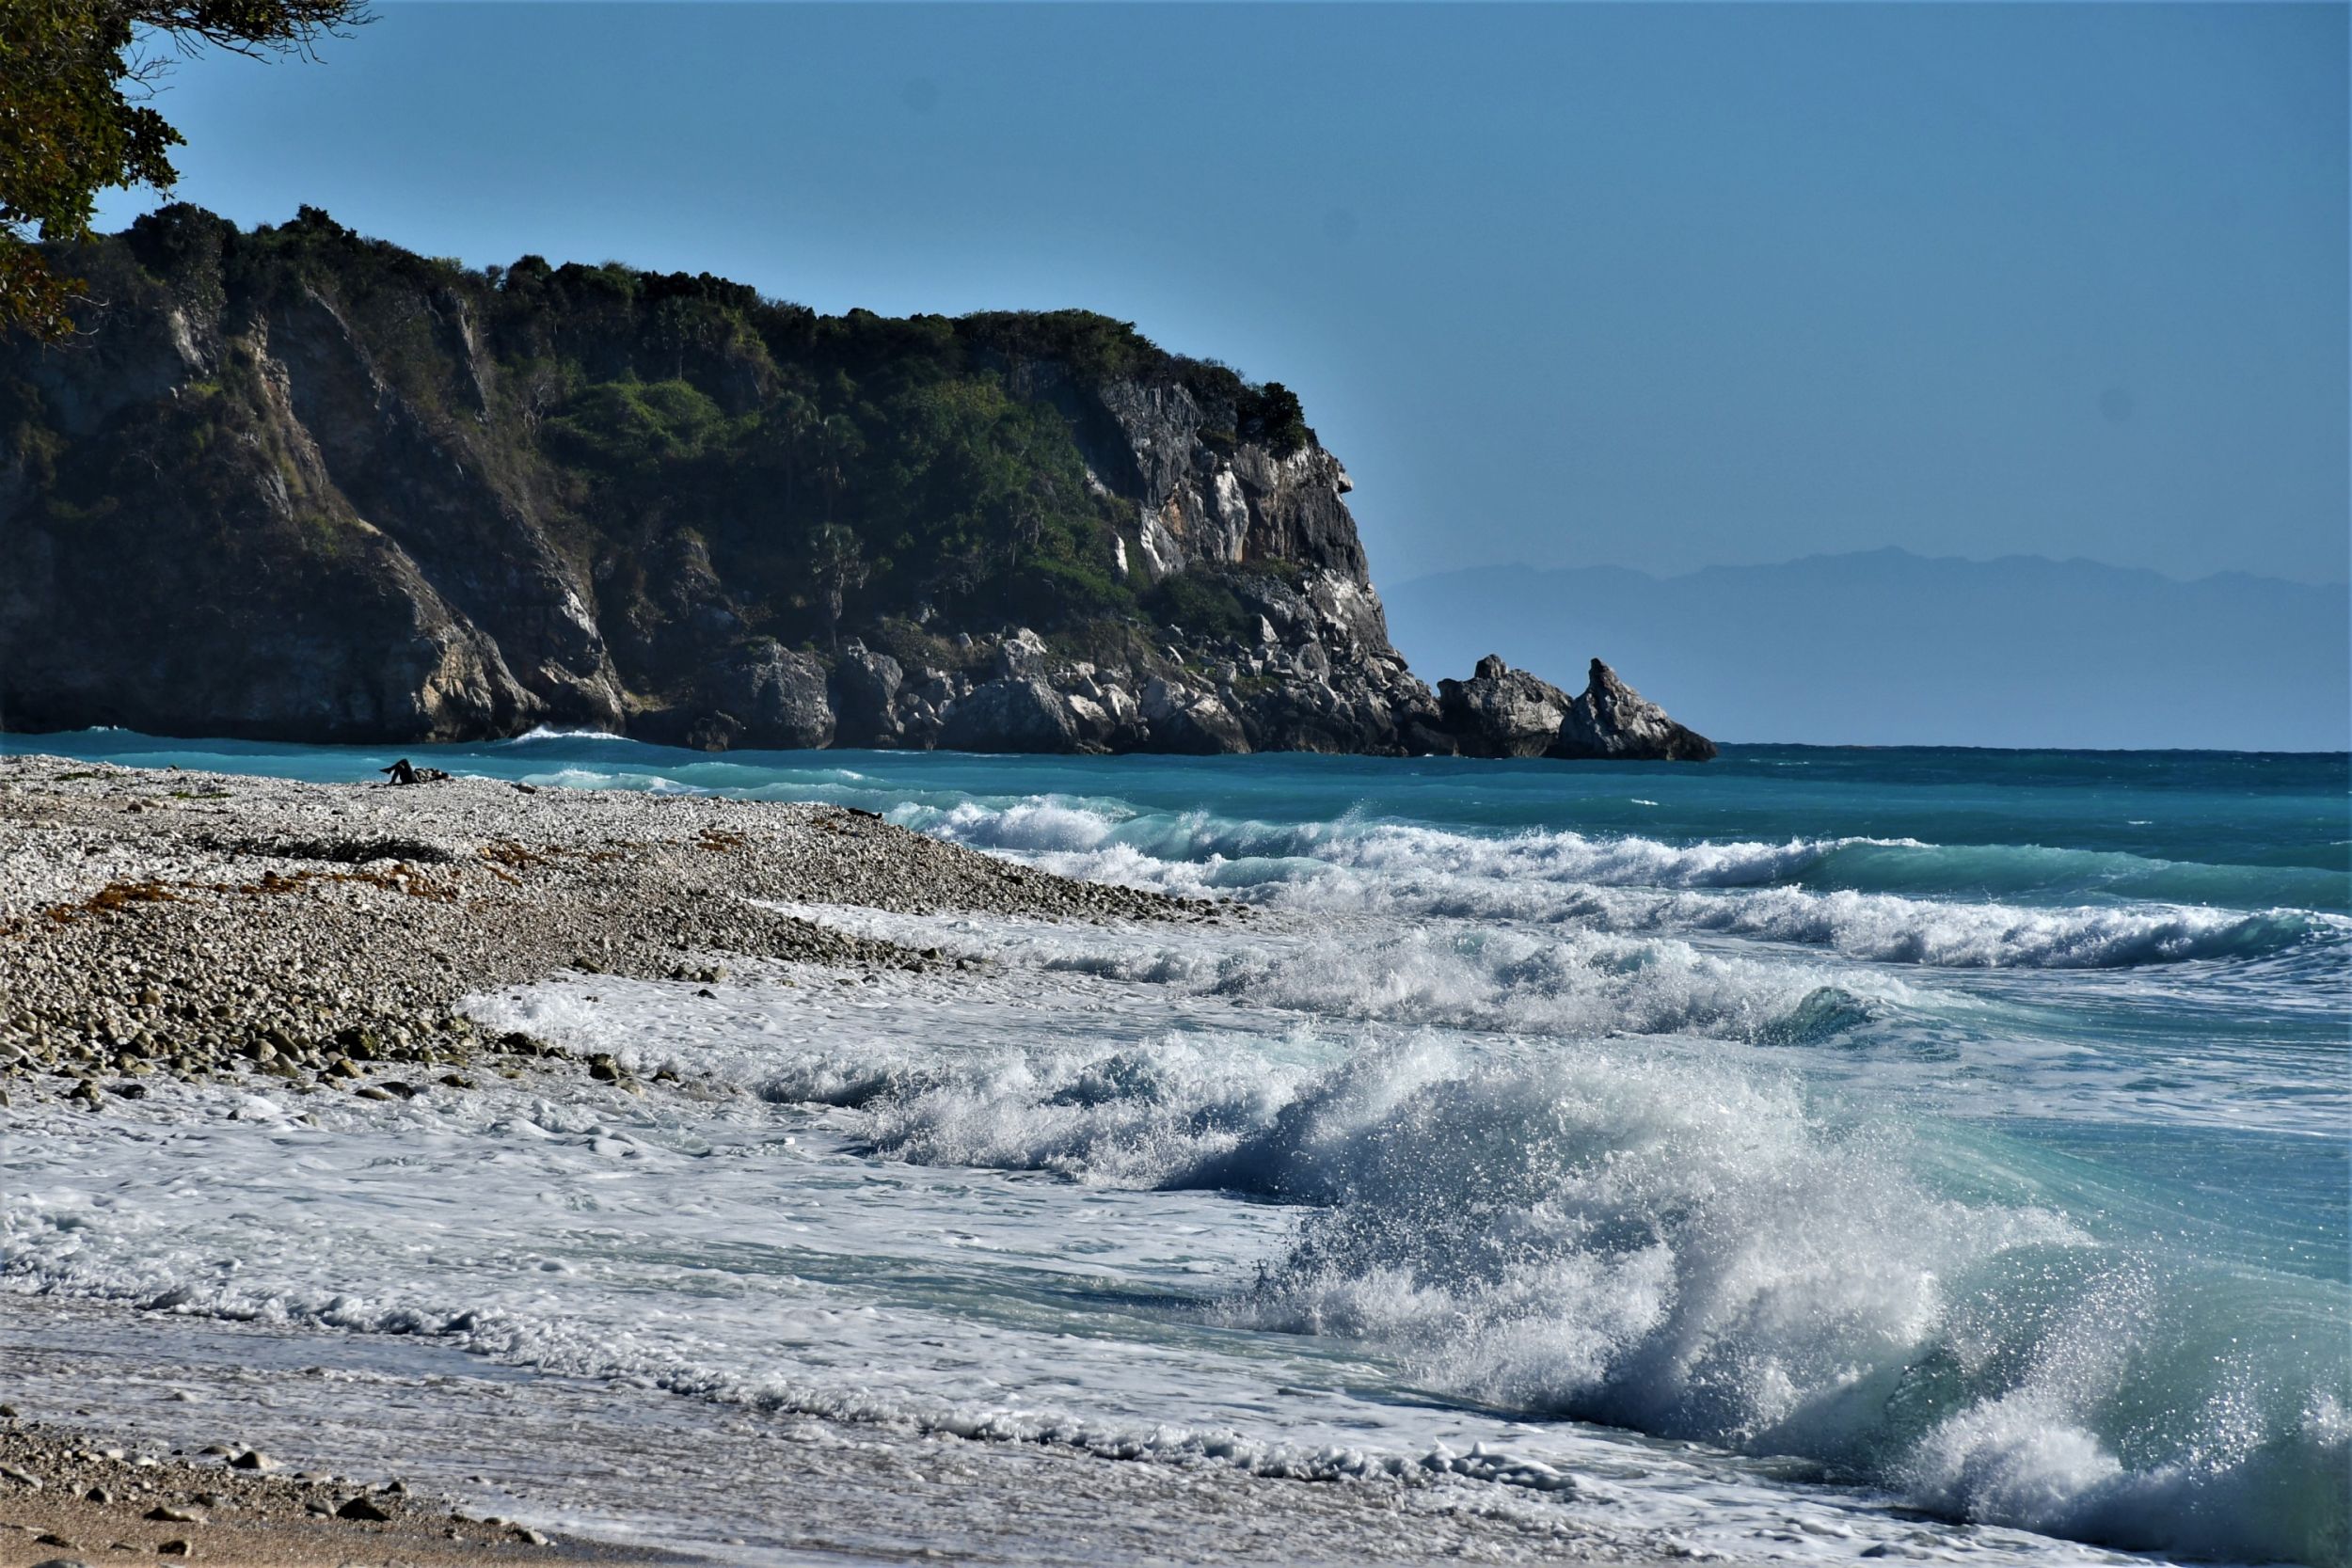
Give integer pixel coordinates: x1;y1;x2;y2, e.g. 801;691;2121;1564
9;204;1320;689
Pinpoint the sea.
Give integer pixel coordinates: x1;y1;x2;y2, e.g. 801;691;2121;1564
4;732;2346;1568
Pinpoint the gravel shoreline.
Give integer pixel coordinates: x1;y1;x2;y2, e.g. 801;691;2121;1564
0;751;1218;1111
0;1414;685;1568
1;750;1227;1564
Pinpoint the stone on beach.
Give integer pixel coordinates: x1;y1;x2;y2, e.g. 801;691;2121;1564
0;753;1229;1117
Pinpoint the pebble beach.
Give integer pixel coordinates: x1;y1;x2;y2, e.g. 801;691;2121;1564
0;752;1212;1113
0;752;1223;1566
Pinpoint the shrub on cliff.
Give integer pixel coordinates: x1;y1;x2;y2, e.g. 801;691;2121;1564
1146;571;1256;643
7;207;1370;719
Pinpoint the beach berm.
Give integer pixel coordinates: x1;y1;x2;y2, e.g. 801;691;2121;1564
0;752;1220;1115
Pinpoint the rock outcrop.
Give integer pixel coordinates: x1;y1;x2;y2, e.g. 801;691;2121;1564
1;206;1709;762
1552;657;1718;760
1438;655;1717;762
1438;655;1577;758
701;640;835;751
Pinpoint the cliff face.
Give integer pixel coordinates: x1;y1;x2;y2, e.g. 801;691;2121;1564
0;206;1706;761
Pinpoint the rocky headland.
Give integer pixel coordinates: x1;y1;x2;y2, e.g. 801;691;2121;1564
1;206;1709;762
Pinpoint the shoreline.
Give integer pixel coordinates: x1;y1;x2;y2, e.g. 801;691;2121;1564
1;750;1703;1567
3;748;1696;1568
5;749;2319;1566
0;751;1217;1115
0;1402;685;1568
0;751;1232;1566
1;1290;1693;1568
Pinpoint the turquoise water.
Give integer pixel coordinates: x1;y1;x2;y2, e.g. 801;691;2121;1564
8;731;2348;1564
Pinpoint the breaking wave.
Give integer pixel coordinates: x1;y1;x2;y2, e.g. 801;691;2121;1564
755;1027;2349;1566
902;799;2346;969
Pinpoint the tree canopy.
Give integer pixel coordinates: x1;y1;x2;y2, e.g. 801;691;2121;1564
0;0;368;339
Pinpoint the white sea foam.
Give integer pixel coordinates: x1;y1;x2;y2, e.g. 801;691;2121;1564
1543;885;2340;969
914;799;1906;892
543;957;2348;1565
498;725;629;743
8;922;2344;1567
763;898;1909;1047
516;766;692;793
1;1057;2074;1568
901;799;2343;970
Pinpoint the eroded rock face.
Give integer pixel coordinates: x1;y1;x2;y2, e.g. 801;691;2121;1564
1015;362;1369;588
262;287;624;729
1436;655;1715;762
1551;658;1718;761
706;641;835;750
0;295;538;742
1;210;1709;761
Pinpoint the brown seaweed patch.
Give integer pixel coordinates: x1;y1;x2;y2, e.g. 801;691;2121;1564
45;879;183;924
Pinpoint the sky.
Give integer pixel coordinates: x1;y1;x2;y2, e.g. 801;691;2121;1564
95;2;2350;590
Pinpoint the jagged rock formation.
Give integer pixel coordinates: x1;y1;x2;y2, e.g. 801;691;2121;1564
1554;657;1719;760
1439;656;1717;761
0;206;1708;762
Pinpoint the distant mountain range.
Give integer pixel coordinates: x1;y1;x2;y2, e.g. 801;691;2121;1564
1381;549;2349;751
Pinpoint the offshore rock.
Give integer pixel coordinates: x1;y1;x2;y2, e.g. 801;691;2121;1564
1437;655;1574;758
1439;654;1714;762
1551;657;1718;761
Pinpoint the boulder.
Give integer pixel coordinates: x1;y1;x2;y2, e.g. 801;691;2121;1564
1142;677;1248;754
831;642;904;747
682;711;743;752
940;677;1080;752
1436;655;1574;758
707;640;835;750
1064;693;1116;744
992;627;1051;681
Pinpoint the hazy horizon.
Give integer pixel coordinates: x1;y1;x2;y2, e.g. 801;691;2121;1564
1383;547;2351;752
1388;545;2351;596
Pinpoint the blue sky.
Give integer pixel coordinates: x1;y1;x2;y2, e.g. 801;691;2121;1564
99;2;2350;588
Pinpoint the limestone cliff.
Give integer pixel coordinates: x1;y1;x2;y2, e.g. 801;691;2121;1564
1;206;1709;762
